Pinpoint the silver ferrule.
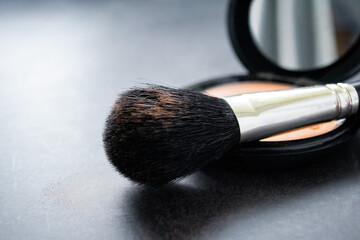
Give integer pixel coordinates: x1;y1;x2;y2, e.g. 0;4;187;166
223;83;359;143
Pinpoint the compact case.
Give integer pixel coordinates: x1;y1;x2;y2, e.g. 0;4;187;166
188;0;360;169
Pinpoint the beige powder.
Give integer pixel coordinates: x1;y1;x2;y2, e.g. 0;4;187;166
203;81;341;142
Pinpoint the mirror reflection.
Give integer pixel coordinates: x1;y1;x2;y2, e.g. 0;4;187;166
250;0;360;71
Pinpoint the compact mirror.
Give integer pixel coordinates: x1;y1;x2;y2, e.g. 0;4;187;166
249;0;360;71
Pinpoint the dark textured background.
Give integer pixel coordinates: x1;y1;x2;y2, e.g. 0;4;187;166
1;1;360;239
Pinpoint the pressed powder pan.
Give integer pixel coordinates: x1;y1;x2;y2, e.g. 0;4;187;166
202;81;342;142
188;74;360;169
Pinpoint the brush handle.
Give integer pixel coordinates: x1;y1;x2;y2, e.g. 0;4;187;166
224;83;359;142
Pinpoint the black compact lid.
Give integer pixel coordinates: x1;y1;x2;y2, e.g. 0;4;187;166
228;0;360;83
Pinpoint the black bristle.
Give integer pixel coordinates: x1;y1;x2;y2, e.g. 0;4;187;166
103;86;240;184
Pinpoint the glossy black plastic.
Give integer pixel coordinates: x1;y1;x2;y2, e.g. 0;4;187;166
187;0;360;168
228;0;360;83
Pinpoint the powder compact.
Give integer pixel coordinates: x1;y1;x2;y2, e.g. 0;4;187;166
187;0;360;169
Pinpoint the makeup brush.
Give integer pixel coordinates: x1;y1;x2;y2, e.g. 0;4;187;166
103;83;360;184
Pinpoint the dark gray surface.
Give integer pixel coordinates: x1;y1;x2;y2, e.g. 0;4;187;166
1;1;360;239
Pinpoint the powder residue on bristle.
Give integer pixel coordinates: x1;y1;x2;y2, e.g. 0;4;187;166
113;88;182;128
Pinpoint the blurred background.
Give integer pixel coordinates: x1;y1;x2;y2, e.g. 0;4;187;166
0;1;243;239
2;1;360;240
